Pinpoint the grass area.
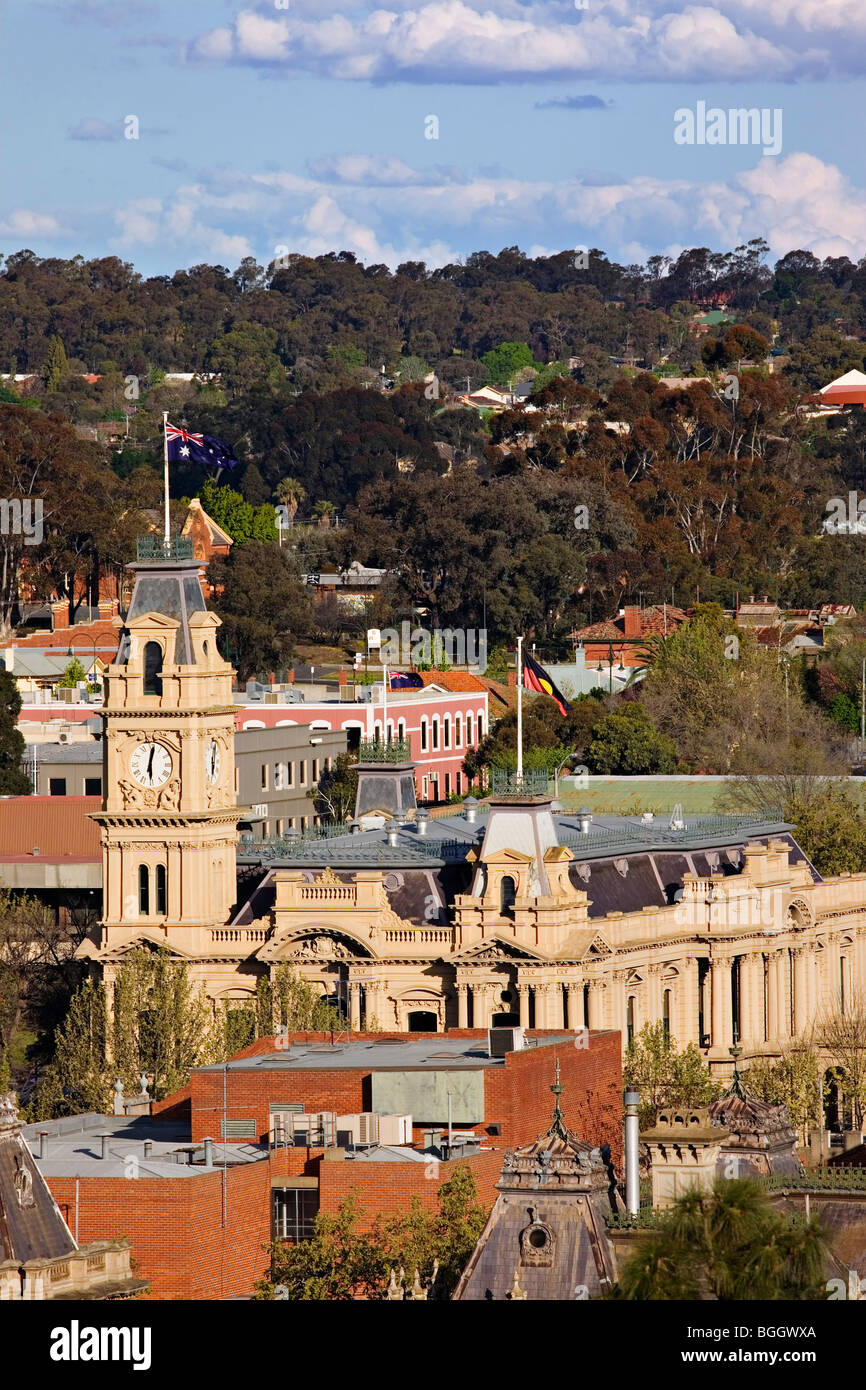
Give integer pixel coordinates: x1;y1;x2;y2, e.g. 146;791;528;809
558;777;735;815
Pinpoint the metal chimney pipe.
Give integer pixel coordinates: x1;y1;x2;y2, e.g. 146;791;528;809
578;808;592;834
100;1133;110;1160
203;1136;214;1168
416;809;428;836
37;1131;47;1160
624;1090;640;1216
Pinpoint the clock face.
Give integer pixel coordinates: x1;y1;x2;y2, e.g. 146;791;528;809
205;739;221;785
130;741;172;789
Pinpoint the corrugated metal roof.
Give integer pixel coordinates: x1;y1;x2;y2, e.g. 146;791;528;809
0;796;101;859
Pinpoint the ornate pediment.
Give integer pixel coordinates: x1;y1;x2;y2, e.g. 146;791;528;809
453;936;547;963
262;929;374;963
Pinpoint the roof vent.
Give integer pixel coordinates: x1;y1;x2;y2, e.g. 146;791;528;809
31;845;40;857
387;825;399;847
578;809;592;834
463;796;478;824
416;807;429;836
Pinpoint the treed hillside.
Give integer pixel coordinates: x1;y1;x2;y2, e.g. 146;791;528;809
1;240;866;660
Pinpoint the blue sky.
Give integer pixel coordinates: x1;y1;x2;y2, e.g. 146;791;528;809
3;0;866;274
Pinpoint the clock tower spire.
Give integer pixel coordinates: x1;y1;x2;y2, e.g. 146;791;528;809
87;535;243;957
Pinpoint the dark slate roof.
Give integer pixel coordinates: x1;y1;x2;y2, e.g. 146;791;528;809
0;1094;77;1263
233;809;815;926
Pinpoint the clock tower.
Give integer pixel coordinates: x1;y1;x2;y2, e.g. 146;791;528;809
88;537;243;960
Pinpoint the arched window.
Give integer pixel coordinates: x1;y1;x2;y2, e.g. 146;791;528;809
397;719;406;743
143;641;163;696
420;718;428;752
466;714;474;746
443;716;450;749
432;718;439;750
500;875;516;918
156;864;167;915
663;989;671;1039
138;864;150;915
476;709;485;738
627;995;636;1046
455;715;462;747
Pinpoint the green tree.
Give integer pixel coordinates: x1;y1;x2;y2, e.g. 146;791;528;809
199;478;277;544
308;751;358;823
57;656;88;689
482;341;534;387
587;704;677;775
32;978;112;1119
256;964;345;1036
110;946;219;1098
623;1022;721;1129
256;1164;487;1300
613;1179;828;1300
0;670;30;795
209;541;311;683
816;995;866;1130
787;784;866;877
42;334;69;392
745;1042;823;1145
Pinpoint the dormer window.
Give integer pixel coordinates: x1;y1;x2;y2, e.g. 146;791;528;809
143;641;163;696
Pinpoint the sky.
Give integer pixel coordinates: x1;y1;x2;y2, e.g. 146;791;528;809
2;0;866;275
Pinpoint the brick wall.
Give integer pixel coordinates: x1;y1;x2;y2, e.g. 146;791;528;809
48;1160;271;1301
188;1029;623;1162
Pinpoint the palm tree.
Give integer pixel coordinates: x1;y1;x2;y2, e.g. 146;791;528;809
313;500;337;529
275;476;307;526
614;1178;828;1300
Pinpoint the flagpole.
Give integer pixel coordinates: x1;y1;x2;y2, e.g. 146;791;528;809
162;410;170;545
516;635;523;784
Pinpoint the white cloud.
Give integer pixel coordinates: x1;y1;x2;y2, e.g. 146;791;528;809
68;117;121;142
189;1;866;82
0;209;64;238
102;150;866;271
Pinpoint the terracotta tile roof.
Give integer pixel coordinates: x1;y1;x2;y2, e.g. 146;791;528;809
474;676;520;713
418;671;487;693
6;620;120;654
569;605;688;643
0;796;102;860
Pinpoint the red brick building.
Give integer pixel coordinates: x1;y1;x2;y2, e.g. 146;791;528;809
569;604;689;667
30;1028;622;1300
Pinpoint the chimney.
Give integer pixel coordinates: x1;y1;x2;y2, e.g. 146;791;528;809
143;1140;153;1159
622;606;642;640
338;670;347;687
578;808;592;834
50;600;71;631
387;826;399;847
416;808;429;836
624;1090;640;1215
37;1131;47;1159
203;1136;214;1168
287;669;295;685
97;598;119;620
100;1133;110;1160
463;796;478;824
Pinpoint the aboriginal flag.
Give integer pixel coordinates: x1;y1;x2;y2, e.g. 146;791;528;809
523;652;570;716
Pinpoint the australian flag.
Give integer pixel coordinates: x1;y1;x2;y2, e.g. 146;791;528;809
165;420;237;469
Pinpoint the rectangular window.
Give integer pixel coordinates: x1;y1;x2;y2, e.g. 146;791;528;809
289;817;297;830
301;816;308;830
445;772;451;797
274;763;283;790
49;778;67;796
299;761;307;786
420;721;428;752
155;864;167;915
273;1188;319;1242
261;763;269;792
312;759;320;782
286;762;294;788
84;777;102;796
276;820;284;837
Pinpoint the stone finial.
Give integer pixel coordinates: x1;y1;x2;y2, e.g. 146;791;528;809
386;1268;404;1300
507;1266;527;1300
138;1073;150;1098
0;1091;19;1132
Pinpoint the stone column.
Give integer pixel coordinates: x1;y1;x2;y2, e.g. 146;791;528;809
586;980;604;1030
738;952;761;1047
647;964;664;1026
518;983;531;1029
457;982;469;1029
766;952;780;1041
473;982;493;1029
776;949;791;1039
566;982;585;1031
792;947;810;1037
349;982;361;1032
854;930;866;1001
677;957;700;1046
711;957;732;1050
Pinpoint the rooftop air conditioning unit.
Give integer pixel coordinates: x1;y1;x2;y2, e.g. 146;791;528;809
58;731;70;743
378;1113;413;1145
488;1026;526;1058
357;1112;379;1146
